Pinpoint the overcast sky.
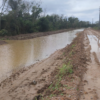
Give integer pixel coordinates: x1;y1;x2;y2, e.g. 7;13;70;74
0;0;99;23
40;0;100;23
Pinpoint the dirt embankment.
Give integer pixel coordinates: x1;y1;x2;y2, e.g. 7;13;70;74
0;30;88;100
0;28;77;45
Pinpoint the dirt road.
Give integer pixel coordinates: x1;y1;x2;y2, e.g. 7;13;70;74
0;28;100;100
80;29;100;100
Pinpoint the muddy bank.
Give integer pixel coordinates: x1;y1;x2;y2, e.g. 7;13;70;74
36;31;88;100
0;29;84;82
0;28;77;45
0;30;88;100
0;41;7;45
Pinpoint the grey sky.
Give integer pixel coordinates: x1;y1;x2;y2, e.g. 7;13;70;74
0;0;99;23
41;0;100;23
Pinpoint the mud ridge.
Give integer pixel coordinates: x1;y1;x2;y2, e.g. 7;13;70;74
34;31;88;100
0;31;88;100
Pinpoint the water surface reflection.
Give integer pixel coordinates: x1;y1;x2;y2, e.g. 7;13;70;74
0;29;84;81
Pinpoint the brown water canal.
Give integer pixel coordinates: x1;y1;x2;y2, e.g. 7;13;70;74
0;29;84;82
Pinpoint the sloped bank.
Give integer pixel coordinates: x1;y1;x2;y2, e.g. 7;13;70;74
0;30;88;100
34;31;88;100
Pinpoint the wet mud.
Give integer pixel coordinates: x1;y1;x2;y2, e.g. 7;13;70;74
79;29;100;100
1;28;100;100
0;41;7;45
0;29;83;82
0;30;88;100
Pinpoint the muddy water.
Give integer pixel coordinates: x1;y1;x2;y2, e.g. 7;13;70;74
87;34;100;62
0;29;84;82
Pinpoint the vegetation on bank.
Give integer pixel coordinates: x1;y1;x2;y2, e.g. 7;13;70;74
92;26;100;30
0;0;91;36
91;21;100;30
33;33;87;100
34;55;74;100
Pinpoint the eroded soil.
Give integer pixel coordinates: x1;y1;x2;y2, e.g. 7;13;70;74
0;30;88;100
1;28;100;100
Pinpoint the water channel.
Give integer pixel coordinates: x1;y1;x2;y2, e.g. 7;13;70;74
0;29;84;82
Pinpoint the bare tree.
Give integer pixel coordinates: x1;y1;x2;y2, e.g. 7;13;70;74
0;0;7;30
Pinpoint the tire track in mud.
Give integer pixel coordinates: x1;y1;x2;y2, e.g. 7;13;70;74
80;29;100;100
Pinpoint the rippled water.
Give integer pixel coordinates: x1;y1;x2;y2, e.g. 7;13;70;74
0;29;84;82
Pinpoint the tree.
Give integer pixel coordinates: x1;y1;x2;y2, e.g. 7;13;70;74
37;17;50;32
0;0;7;30
31;4;42;23
0;0;91;36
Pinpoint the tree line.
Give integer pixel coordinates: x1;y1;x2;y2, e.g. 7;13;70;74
0;0;91;36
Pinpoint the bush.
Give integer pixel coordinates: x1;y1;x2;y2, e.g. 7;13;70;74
0;29;8;36
37;17;50;32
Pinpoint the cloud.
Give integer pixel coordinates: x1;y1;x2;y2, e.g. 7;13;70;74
41;0;100;22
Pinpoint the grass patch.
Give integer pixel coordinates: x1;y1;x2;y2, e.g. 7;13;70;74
63;52;65;55
0;38;4;40
69;51;75;56
59;62;73;76
41;59;74;99
49;94;56;97
48;61;73;92
71;44;75;49
60;93;64;96
69;51;73;56
63;85;72;89
48;76;62;91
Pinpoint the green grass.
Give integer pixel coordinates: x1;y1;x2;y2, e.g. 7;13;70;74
50;94;56;97
60;93;64;96
59;62;73;76
48;62;73;92
63;52;65;55
48;76;62;91
39;42;77;100
0;38;4;40
63;85;72;89
71;44;75;49
69;51;73;56
44;61;74;100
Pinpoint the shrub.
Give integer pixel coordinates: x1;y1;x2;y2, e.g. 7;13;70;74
0;29;8;36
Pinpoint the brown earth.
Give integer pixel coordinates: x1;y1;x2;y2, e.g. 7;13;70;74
0;28;76;45
0;40;7;45
0;30;88;100
79;29;100;100
36;31;88;100
1;29;100;100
